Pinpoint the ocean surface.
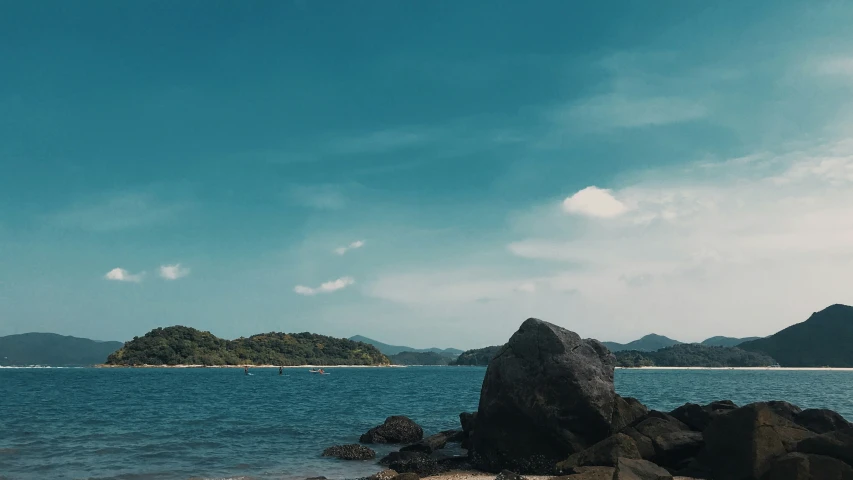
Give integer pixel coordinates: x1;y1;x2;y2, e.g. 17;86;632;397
2;367;853;480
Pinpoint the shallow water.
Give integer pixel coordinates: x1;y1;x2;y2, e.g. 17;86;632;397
2;367;852;480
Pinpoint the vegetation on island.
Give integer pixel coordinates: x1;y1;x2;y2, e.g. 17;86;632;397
106;326;390;366
449;345;503;366
602;334;682;352
739;304;853;367
0;333;123;367
700;336;761;347
388;351;452;366
615;343;777;368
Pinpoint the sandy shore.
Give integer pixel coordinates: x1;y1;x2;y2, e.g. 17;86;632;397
618;366;853;371
94;364;404;368
420;471;698;480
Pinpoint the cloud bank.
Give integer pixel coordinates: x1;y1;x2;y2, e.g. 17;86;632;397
334;240;365;255
159;264;190;280
104;268;144;283
294;276;355;296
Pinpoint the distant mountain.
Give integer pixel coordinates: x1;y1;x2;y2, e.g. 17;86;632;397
389;351;451;366
602;334;682;352
739;304;853;367
0;333;123;366
108;326;389;366
616;343;776;368
449;345;503;366
701;336;761;347
349;335;463;357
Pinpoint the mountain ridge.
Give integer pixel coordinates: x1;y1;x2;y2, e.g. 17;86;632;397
349;335;463;356
0;332;124;366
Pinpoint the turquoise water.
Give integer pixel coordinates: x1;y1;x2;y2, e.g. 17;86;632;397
2;367;852;480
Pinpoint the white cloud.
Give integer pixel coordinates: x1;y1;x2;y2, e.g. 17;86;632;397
562;186;628;218
294;276;355;296
334;240;365;255
815;56;853;77
48;189;191;232
159;264;190;280
104;268;144;283
562;94;707;129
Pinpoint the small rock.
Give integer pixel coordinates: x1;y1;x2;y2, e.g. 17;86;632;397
392;474;420;480
369;469;398;480
650;431;704;466
379;451;439;477
322;444;376;460
495;470;525;480
620;427;656;460
612;396;650;432
360;416;424;444
614;457;672;480
796;426;853;465
553;466;616;479
306;477;327;480
400;430;460;454
633;417;691;440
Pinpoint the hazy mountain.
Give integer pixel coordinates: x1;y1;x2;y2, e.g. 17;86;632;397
701;336;761;347
602;334;682;352
349;335;463;356
0;333;123;366
739;304;853;367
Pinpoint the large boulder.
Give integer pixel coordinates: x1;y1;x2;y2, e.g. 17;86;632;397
470;318;617;473
795;409;852;434
761;452;853;480
321;444;376;460
612;396;649;432
360;416;424;444
703;402;816;480
796;426;853;466
556;433;641;470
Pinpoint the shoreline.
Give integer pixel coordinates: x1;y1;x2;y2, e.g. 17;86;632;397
617;366;853;371
93;363;405;368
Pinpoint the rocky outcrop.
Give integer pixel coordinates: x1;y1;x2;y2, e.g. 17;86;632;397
703;402;816;479
670;400;737;431
795;409;852;434
761;452;853;480
378;451;439;476
470;318;618;473
360;416;424;444
556;433;641;470
614;457;672;479
612;396;649;432
400;430;461;454
368;470;398;480
321;444;376;460
796;426;853;466
555;466;616;479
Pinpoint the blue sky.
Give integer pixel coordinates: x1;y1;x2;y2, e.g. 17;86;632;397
3;1;853;347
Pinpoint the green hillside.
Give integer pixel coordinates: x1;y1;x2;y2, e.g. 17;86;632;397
0;333;123;366
615;343;776;367
739;304;853;367
107;326;389;366
701;336;761;347
388;351;451;365
449;345;503;366
603;334;682;352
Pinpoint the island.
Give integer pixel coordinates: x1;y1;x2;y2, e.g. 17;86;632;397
105;326;389;366
614;343;776;368
449;345;502;366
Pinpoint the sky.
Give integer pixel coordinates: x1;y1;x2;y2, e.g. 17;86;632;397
2;1;853;348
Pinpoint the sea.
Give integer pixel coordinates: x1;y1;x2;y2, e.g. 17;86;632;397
2;366;853;480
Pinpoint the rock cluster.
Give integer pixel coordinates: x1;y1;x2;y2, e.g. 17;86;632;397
321;444;376;460
330;317;853;480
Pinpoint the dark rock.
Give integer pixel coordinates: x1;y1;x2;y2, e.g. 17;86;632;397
369;470;398;480
704;402;815;480
460;412;477;433
670;403;712;432
708;399;738;411
557;433;641;470
470;318;617;473
401;430;460;454
392;474;420;480
638;411;685;426
620;427;656;460
795;409;852;434
306;477;327;480
796;426;853;466
321;444;376;460
612;396;649;432
650;431;703;466
360;416;424;444
379;451;439;477
761;452;853;480
553;466;616;479
633;417;690;440
495;470;525;480
614;457;672;479
766;400;804;422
